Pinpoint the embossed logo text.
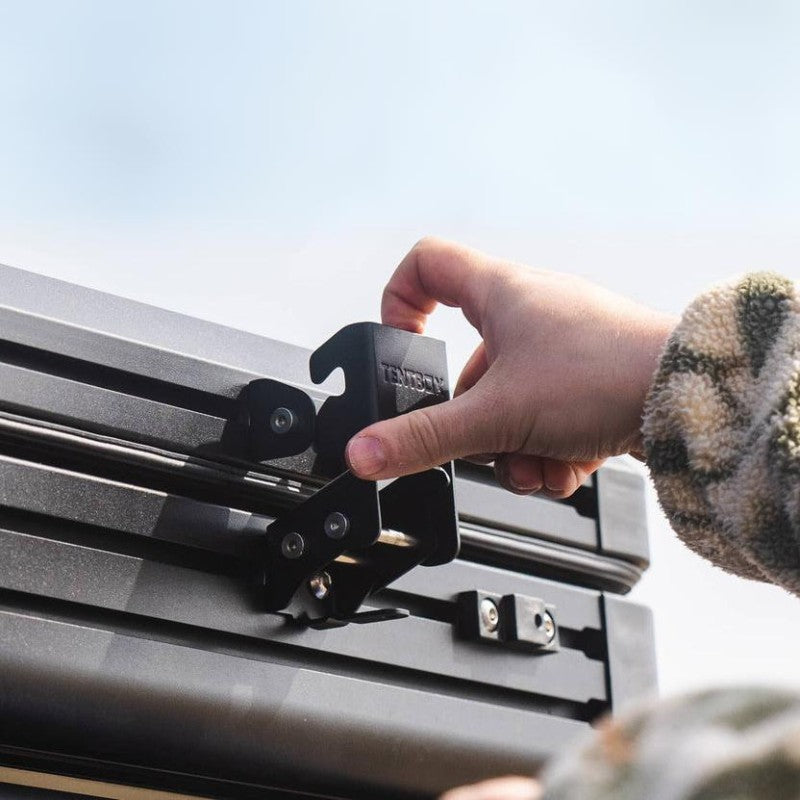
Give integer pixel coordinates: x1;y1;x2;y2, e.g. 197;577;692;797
380;363;446;396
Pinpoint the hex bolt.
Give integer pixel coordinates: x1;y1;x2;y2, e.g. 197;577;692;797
270;407;296;435
281;531;305;559
308;571;332;600
479;597;500;633
324;512;350;540
543;611;556;643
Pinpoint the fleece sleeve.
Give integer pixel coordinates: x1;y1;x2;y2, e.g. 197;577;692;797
641;272;800;595
541;687;800;800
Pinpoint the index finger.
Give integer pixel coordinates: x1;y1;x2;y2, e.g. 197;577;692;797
381;237;496;334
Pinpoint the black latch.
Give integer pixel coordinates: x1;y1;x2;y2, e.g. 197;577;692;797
246;322;460;627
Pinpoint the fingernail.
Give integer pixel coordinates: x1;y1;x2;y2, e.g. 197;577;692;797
508;478;542;494
346;436;387;477
509;476;543;494
544;473;563;492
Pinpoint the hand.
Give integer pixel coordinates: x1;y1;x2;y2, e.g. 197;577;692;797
439;776;541;800
345;238;676;498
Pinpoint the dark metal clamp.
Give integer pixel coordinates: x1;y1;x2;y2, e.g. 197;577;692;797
243;323;460;627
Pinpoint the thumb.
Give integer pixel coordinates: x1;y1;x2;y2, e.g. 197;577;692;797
345;392;495;480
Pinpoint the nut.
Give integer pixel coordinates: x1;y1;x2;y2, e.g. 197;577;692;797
479;597;500;633
543;611;556;643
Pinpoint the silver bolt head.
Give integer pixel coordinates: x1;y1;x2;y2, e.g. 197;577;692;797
324;511;350;540
270;407;296;434
543;611;556;642
308;571;332;600
479;597;500;632
281;531;305;559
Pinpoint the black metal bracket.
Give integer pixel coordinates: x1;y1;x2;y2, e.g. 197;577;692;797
246;322;460;626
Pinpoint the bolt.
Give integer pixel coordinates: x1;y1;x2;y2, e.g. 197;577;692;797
543;611;556;643
324;511;350;540
270;407;296;435
281;531;305;559
479;597;500;633
308;571;332;600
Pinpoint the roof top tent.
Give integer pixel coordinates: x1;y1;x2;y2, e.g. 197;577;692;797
0;264;655;800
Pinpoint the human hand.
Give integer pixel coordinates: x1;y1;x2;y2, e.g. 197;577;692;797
439;776;541;800
345;238;676;498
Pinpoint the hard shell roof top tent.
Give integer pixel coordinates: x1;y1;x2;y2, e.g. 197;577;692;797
0;264;655;799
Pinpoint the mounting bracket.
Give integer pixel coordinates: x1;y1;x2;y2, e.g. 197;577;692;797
245;322;460;626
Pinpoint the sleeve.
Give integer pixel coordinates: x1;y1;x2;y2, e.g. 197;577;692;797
641;272;800;594
540;687;800;800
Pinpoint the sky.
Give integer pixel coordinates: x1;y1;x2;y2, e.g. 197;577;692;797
0;0;799;697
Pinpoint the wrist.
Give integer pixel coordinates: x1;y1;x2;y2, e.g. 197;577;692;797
626;311;678;457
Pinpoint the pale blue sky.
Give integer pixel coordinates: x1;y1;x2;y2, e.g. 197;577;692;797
1;1;800;695
1;0;798;233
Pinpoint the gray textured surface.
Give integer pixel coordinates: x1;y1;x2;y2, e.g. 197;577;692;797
0;609;587;797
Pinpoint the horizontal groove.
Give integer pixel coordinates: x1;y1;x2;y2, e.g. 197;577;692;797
0;589;608;724
0;507;253;578
0;422;304;518
371;588;456;624
560;627;607;661
0;339;236;419
459;524;642;594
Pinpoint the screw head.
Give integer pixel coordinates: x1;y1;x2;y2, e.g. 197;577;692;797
479;597;500;633
308;571;332;600
281;531;305;559
270;407;296;435
324;512;349;540
543;611;556;643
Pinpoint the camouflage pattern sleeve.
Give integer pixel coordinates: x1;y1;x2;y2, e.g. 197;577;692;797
641;273;800;595
540;687;800;800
